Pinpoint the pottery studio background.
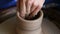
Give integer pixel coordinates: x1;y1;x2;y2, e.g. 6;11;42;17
0;0;60;28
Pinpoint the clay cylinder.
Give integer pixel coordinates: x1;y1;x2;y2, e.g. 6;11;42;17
16;10;43;34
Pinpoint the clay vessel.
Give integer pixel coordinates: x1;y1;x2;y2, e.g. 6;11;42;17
16;10;43;34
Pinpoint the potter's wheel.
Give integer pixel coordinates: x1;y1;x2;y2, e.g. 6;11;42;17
0;16;60;34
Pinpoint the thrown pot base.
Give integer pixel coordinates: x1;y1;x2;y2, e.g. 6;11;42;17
16;27;43;34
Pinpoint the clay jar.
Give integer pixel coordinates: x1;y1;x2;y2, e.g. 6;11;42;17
16;10;43;34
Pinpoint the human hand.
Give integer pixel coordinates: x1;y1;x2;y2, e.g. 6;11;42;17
17;0;45;18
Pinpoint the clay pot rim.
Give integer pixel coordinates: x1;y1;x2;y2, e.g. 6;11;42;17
17;10;43;22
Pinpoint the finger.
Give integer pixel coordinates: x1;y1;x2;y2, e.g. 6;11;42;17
30;3;38;13
20;6;26;18
20;10;26;18
18;0;26;18
26;0;34;16
29;5;41;18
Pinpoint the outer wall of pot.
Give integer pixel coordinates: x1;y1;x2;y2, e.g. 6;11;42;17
16;10;43;34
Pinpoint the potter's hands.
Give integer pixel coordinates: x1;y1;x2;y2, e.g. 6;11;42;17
17;0;45;18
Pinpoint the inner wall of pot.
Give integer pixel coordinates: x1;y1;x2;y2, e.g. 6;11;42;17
25;11;41;20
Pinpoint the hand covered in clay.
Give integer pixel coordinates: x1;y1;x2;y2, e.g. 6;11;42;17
17;0;45;18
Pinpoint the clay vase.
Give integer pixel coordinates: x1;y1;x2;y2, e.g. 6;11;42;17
16;10;43;34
